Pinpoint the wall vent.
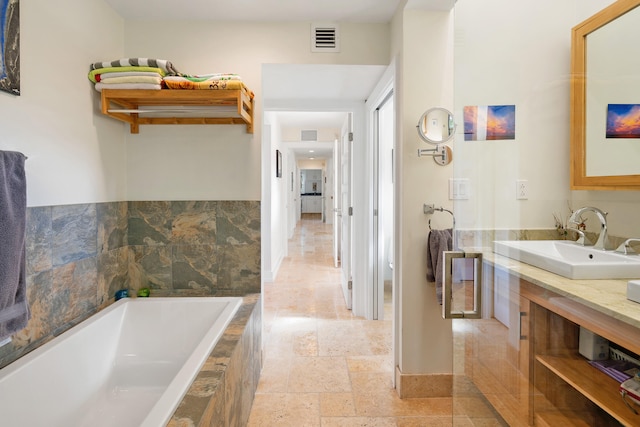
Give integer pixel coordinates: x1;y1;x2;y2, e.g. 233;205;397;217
301;130;318;141
311;23;340;52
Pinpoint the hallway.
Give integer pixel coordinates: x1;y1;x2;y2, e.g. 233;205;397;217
247;216;452;426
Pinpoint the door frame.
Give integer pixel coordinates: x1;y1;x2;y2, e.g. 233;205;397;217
339;113;353;309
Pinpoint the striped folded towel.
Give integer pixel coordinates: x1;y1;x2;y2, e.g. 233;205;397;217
99;75;162;85
94;82;162;92
89;58;182;76
88;66;166;83
95;71;163;82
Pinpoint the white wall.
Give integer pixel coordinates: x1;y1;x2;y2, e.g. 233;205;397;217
0;0;125;207
270;116;287;282
123;21;390;202
397;8;455;375
453;0;616;236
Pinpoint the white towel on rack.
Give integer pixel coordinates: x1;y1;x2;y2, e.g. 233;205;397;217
426;228;452;305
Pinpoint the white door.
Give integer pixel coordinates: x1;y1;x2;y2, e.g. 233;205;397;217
373;92;394;320
333;139;341;267
340;114;353;309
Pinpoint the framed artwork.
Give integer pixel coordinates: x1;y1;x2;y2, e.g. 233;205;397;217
606;104;640;138
0;0;20;96
464;105;516;141
276;150;282;178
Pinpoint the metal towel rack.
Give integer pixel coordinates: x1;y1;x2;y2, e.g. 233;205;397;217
423;203;455;230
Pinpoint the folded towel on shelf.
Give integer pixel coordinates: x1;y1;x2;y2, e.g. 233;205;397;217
426;228;453;305
0;151;29;341
99;75;163;85
88;66;166;83
94;82;162;92
95;71;163;82
89;58;182;75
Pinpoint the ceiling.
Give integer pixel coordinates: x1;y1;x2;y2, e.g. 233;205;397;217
103;0;403;22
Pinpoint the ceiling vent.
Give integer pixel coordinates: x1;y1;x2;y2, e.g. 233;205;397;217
311;23;340;53
301;130;318;141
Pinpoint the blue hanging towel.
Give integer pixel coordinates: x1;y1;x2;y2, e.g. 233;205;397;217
0;150;29;341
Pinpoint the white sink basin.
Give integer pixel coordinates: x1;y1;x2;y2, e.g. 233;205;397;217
493;240;640;279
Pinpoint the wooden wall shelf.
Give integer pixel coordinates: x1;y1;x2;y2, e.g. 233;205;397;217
100;88;254;134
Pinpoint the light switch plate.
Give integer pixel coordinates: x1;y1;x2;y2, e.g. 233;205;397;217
449;178;470;200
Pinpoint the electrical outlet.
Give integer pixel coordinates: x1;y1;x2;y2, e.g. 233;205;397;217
516;179;528;200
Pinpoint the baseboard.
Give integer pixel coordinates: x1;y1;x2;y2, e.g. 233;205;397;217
395;366;453;398
262;250;284;283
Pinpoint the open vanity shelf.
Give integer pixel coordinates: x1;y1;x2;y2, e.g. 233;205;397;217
536;353;636;426
100;88;254;134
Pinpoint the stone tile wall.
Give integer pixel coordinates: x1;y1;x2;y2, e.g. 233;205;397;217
0;200;261;369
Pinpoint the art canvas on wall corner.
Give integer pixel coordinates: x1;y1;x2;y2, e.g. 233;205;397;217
0;0;19;96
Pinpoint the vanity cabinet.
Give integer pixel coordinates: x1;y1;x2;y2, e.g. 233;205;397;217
479;260;640;426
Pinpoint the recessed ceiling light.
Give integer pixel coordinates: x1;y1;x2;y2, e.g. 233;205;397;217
309;157;315;160
309;150;315;153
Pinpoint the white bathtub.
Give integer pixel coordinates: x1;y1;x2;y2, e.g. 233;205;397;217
0;296;242;427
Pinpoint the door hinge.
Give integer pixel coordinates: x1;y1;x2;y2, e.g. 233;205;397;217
348;280;353;290
348;132;354;142
348;206;353;216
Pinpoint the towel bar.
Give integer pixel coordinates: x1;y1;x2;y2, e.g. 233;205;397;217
424;203;455;229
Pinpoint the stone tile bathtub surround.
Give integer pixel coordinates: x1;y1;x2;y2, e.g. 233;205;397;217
0;200;261;370
168;294;262;427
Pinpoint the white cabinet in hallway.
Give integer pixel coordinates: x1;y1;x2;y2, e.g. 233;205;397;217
301;195;322;213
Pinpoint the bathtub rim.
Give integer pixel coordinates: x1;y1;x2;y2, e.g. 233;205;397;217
0;295;130;381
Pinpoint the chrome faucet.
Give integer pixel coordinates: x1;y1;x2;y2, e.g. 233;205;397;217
615;238;640;255
568;206;608;250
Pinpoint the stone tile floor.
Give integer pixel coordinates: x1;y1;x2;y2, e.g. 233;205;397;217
248;216;504;426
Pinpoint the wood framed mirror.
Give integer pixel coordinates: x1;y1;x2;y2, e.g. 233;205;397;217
571;0;640;190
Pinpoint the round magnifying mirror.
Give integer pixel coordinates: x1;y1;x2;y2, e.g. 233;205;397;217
417;107;456;145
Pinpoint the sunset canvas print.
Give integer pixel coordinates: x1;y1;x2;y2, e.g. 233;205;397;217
464;105;516;141
606;104;640;138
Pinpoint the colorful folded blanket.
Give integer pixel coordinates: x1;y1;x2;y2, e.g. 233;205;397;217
95;71;162;82
88;66;166;83
165;73;242;82
163;78;253;98
90;58;181;75
94;82;162;92
99;76;162;85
